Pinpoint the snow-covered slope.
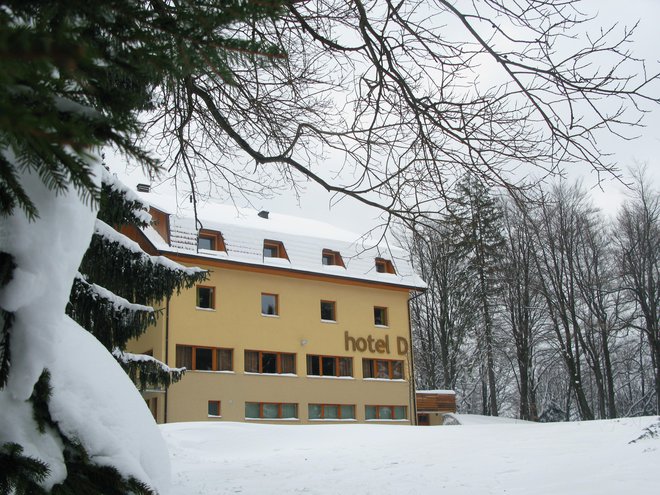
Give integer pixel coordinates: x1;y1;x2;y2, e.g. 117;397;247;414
163;417;660;495
443;413;532;425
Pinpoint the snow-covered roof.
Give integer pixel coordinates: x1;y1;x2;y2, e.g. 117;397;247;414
137;191;425;290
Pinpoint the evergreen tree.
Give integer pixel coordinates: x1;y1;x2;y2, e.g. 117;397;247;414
448;174;506;416
613;170;660;414
28;370;156;495
0;0;285;220
408;219;480;392
0;2;285;493
66;168;207;391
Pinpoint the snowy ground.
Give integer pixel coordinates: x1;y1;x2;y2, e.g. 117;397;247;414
163;416;660;494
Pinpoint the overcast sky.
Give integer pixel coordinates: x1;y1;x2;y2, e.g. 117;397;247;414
576;0;660;214
110;0;660;234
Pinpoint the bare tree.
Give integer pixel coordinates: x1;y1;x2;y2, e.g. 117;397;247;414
616;330;656;416
572;209;623;418
408;175;658;420
529;183;595;420
143;0;659;226
500;198;546;421
408;221;479;390
614;169;660;414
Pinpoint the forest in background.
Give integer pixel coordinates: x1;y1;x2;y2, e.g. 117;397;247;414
408;169;660;421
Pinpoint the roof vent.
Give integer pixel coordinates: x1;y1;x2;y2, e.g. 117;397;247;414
136;183;150;193
258;210;269;219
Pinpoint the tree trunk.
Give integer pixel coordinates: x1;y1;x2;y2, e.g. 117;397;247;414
601;323;617;418
478;261;498;416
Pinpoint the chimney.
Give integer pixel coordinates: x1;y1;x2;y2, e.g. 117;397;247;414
258;210;269;219
136;183;150;193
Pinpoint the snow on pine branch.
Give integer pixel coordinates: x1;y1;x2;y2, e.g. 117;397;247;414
53;95;104;120
100;168;152;225
112;348;185;374
112;348;186;391
94;219;205;276
74;274;154;313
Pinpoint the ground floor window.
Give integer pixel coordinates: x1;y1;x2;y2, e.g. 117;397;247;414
365;405;407;420
362;358;404;379
306;354;352;377
176;345;233;371
308;404;355;420
208;400;221;417
245;350;296;374
245;402;298;419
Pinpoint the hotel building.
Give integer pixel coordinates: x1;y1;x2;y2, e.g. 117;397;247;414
127;194;426;425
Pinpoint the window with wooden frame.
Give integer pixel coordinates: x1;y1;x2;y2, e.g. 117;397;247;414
306;355;353;377
245;402;298;419
197;229;226;252
263;240;288;259
244;350;296;374
375;257;396;274
321;249;345;267
308;404;355;420
207;400;221;417
320;300;336;321
365;405;407;420
196;286;215;309
261;293;279;316
362;358;404;380
374;306;388;326
176;345;233;371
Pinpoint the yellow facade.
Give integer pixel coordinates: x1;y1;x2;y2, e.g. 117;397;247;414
131;258;417;425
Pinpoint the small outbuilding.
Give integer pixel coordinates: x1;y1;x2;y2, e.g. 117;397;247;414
416;390;456;425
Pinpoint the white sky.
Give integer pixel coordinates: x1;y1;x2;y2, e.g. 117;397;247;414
109;0;660;233
576;0;660;217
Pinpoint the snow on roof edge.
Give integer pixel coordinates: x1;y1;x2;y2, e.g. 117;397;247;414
157;246;426;290
136;191;427;290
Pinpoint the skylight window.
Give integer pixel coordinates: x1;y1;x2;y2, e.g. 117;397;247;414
197;229;226;252
322;249;344;267
375;258;395;274
263;240;288;259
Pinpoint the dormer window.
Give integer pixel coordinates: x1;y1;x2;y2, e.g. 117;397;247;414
263;240;288;259
322;249;345;267
375;258;395;274
197;230;226;252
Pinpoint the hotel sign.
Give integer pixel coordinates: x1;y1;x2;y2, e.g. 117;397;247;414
344;331;409;356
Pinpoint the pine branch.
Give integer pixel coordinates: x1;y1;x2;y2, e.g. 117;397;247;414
67;275;157;351
0;442;50;495
81;220;207;304
113;349;186;391
99;169;152;228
